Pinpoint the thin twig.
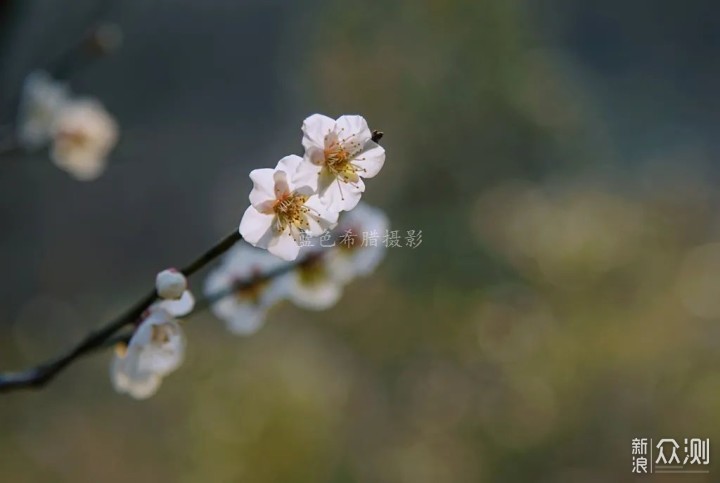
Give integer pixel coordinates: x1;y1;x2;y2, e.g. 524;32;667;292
0;230;242;392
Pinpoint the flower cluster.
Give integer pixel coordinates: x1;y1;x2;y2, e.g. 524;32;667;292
240;114;386;261
110;114;388;400
206;201;389;334
111;271;194;398
17;71;118;181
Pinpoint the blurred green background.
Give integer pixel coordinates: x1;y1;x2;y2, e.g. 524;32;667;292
1;0;720;481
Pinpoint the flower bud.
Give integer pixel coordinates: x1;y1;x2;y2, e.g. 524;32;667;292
155;268;187;300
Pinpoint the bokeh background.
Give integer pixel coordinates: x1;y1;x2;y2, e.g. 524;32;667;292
1;0;720;481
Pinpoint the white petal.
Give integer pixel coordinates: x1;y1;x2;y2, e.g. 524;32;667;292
288;274;343;310
352;246;386;276
239;206;274;246
335;115;372;146
111;357;163;399
275;154;303;175
225;304;267;335
340;202;388;230
204;268;231;296
293;158;322;191
302;114;336;150
268;229;301;261
249;168;277;207
124;373;163;400
305;196;339;234
50;149;107;181
230;242;286;273
262;273;293;305
17;71;70;149
157;290;195;317
324;251;358;283
318;178;364;212
352;142;385;179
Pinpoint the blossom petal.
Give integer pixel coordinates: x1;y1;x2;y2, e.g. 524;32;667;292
318;177;364;212
239;206;274;246
325;251;357;283
157;290;195;317
352;142;385;179
305;196;339;233
336;115;372;146
225;304;267;335
111;357;162;400
268;229;301;261
273;170;289;197
302;114;336;150
17;71;70;149
288;275;343;310
249;168;276;207
293;158;322;191
276;154;303;174
50;150;107;181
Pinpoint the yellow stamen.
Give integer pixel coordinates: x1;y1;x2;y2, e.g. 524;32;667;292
273;192;310;233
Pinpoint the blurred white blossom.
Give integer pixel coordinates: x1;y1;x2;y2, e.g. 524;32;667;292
110;307;185;399
204;243;290;335
285;204;388;309
240;155;338;261
156;268;187;300
17;71;69;149
50;98;118;181
286;249;344;310
326;202;389;283
297;114;385;212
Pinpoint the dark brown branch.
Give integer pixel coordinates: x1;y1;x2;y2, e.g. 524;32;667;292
0;230;242;392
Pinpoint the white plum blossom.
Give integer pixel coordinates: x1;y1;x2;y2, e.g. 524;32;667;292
286;248;344;310
326;202;389;283
110;307;185;399
239;155;338;261
156;268;187;300
50;98;118;181
204;242;290;335
17;71;69;149
298;114;386;212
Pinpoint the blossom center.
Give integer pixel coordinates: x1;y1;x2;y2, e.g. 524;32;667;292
234;268;269;304
273;192;309;232
151;323;175;345
324;136;361;182
298;256;327;286
57;128;90;150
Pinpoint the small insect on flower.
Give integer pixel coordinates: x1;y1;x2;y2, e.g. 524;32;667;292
297;114;386;212
204;242;291;335
110;307;185;399
50;98;118;181
239;155;339;261
17;71;70;150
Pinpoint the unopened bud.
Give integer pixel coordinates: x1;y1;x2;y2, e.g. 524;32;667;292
155;268;187;300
